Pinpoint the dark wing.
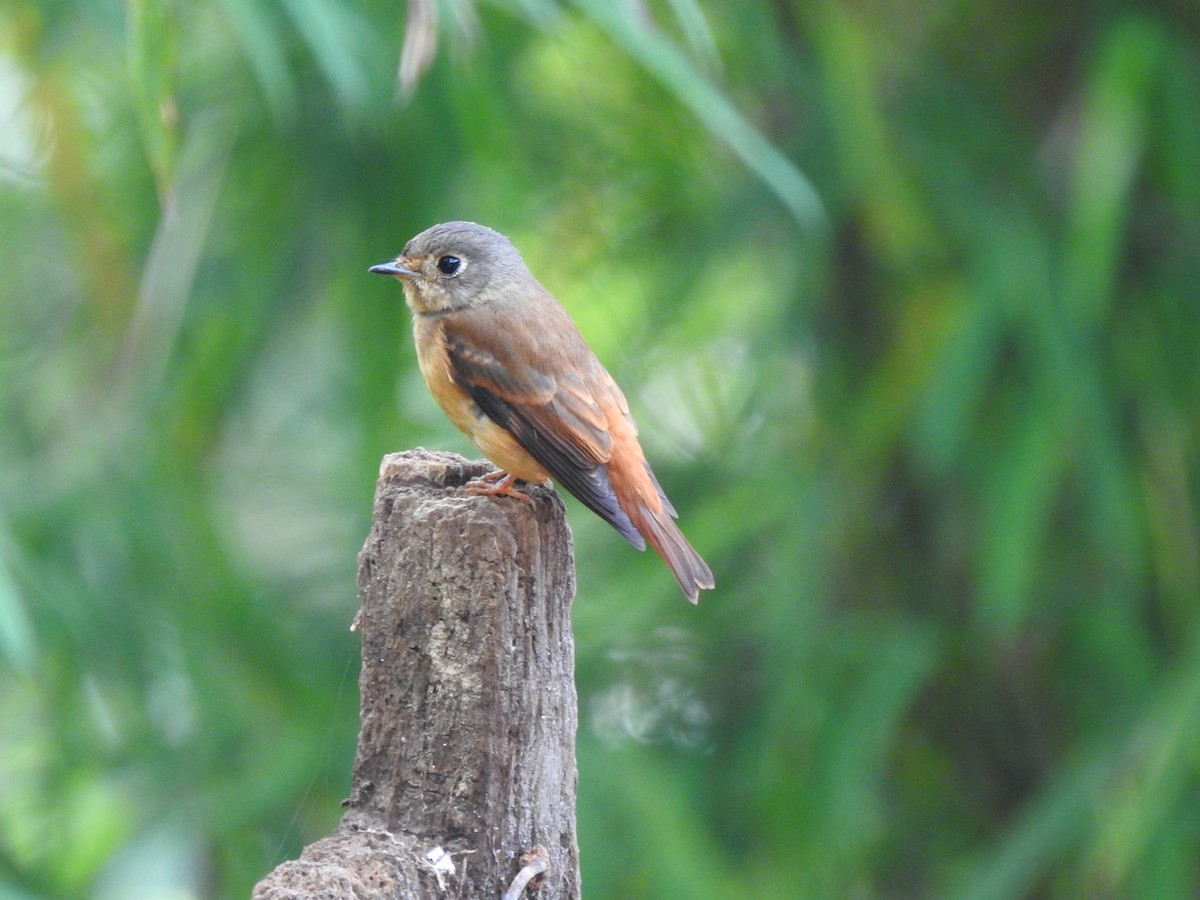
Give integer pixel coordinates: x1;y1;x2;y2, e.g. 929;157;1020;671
442;311;646;549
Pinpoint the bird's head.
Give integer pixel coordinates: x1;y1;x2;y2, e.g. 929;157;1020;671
369;221;530;316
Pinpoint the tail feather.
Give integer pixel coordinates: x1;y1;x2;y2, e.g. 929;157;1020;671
633;505;715;603
604;408;713;602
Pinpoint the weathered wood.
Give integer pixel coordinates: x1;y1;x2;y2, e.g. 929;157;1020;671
254;449;580;899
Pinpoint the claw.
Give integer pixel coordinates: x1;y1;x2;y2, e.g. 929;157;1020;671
465;471;535;506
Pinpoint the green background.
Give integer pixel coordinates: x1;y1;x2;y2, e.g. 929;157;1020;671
3;0;1199;896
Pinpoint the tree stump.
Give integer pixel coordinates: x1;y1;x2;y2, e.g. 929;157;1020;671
253;449;581;899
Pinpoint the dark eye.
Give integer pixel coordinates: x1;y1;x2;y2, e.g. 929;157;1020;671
436;255;462;276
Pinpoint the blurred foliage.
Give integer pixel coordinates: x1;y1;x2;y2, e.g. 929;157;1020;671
1;0;1199;896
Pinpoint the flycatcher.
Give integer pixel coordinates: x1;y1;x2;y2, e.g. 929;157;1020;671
370;221;714;602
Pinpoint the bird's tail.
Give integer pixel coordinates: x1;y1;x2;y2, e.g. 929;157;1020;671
632;501;715;603
601;400;714;602
611;456;714;603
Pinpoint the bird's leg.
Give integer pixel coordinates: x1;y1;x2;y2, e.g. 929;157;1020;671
465;470;535;506
470;469;509;485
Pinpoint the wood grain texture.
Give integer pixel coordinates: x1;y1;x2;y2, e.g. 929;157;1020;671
254;449;580;899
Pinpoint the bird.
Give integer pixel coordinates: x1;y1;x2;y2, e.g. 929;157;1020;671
369;221;714;602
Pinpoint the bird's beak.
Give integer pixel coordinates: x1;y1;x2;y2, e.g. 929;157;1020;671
369;260;420;279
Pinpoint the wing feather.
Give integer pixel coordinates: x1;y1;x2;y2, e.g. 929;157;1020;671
442;315;645;549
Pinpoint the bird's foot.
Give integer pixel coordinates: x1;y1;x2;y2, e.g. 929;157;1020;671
465;470;535;506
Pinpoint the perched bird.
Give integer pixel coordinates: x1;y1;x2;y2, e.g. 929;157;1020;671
370;221;714;602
